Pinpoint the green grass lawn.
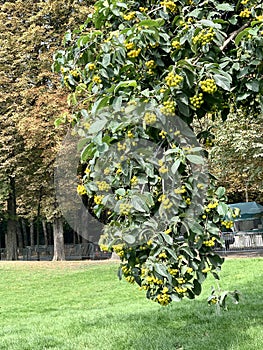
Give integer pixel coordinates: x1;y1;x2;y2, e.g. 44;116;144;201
0;258;262;350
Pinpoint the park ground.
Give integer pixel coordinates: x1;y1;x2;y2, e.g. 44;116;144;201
0;256;262;350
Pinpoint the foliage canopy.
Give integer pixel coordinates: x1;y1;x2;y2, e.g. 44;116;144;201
53;0;262;306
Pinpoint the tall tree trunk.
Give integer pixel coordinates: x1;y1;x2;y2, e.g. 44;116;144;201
21;219;28;246
16;220;23;249
6;176;17;260
42;219;48;246
30;219;35;246
52;217;65;261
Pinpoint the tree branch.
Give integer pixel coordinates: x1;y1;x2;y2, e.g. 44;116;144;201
220;23;250;51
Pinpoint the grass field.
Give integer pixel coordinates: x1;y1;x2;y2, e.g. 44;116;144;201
0;257;262;350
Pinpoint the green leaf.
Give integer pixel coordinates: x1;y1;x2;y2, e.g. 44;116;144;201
154;263;168;278
91;96;109;114
81;143;95;162
214;74;231;91
123;234;136;245
215;186;225;198
171;159;181;174
138;19;165;27
186;155;204;165
131;196;149;213
114;80;137;94
217;202;229;216
193;279;202;295
102;53;111;67
235;28;250;46
88;118;108;134
216;3;235;11
245;81;259;92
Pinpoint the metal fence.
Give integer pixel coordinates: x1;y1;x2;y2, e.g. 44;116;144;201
1;232;262;260
0;243;112;261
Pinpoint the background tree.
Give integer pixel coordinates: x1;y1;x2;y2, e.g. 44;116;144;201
208;112;263;203
0;0;93;260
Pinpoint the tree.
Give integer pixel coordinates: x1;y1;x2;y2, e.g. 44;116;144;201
208;112;263;203
53;0;262;306
0;0;94;259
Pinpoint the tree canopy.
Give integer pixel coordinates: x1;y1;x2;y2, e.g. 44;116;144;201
51;0;263;307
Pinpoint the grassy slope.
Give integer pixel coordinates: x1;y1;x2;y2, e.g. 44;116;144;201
0;258;262;350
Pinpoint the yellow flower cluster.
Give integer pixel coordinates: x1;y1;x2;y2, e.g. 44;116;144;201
158;251;167;259
185;197;191;205
104;167;110;175
145;60;156;69
160;0;177;13
165;72;183;87
159;165;168;174
176;277;186;284
190;93;204;108
156;290;170;306
127;130;133;138
164;228;172;234
144;111;157;124
125;42;134;50
200;79;217;94
112;244;125;258
171;40;181;49
127;48;141;58
92;75;102;84
96;181;110;192
193;27;214;46
139;7;148;12
87;63;96;70
256;15;263;21
186;267;193;274
77;184;87;195
174;185;187;194
70;70;79;78
205;201;218;213
221;220;234;229
84;167;91;175
125;276;135;283
168;267;178;275
202;266;211;273
175;286;187;294
119;203;132;215
159;130;167;139
99;244;109;251
241;0;249;4
239;9;251;17
116;164;122;175
160;100;176;115
123;12;136;21
210;297;218;304
130;175;138;186
117;142;126;151
203;237;216;247
158;194;173;209
94;194;104;205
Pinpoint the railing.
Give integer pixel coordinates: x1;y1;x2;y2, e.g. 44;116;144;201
0;243;112;261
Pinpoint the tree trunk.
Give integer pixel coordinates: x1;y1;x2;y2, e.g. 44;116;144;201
30;220;35;246
52;217;65;261
42;219;49;246
16;220;24;249
21;219;28;246
6;176;17;260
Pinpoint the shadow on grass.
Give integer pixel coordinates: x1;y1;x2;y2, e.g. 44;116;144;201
77;276;263;350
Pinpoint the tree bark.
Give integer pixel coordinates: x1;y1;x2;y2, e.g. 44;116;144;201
6;176;17;260
42;219;49;246
29;219;35;246
21;219;28;246
16;220;24;249
52;217;65;261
